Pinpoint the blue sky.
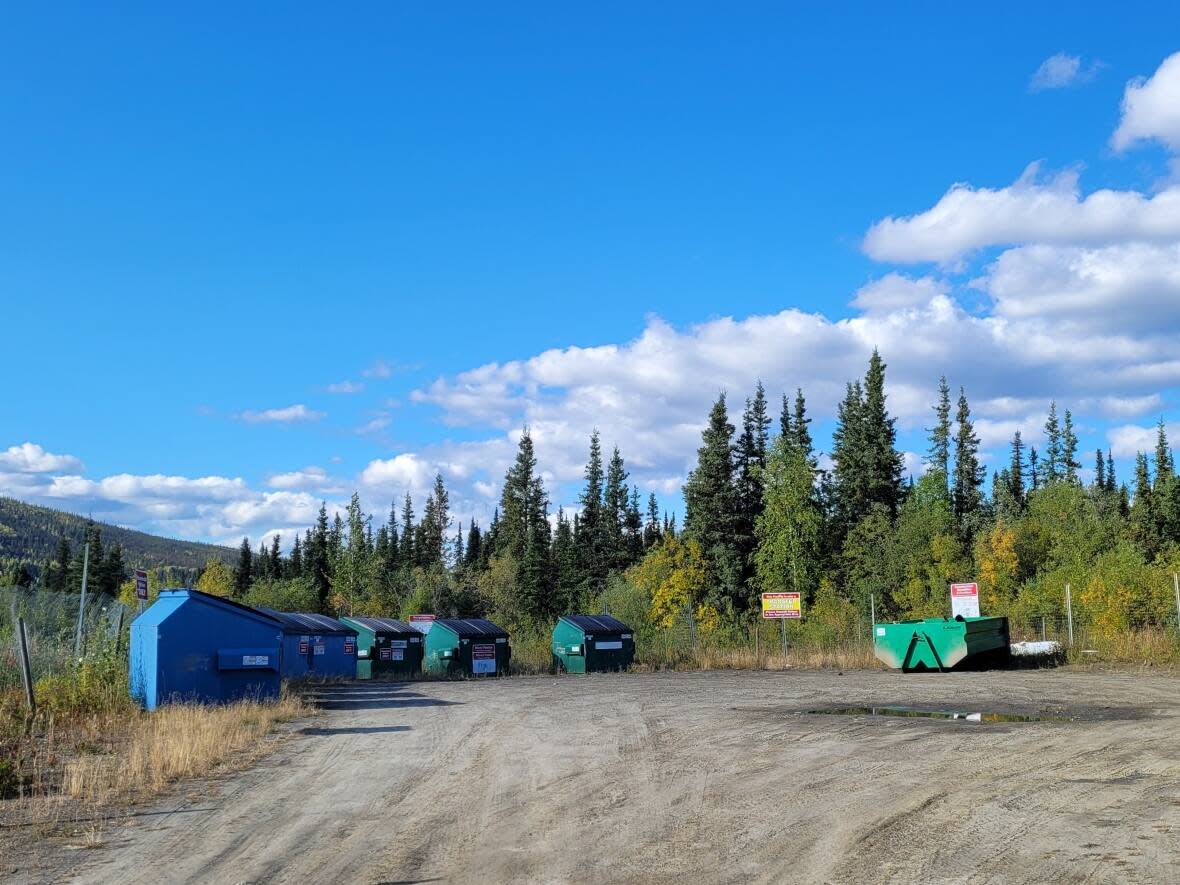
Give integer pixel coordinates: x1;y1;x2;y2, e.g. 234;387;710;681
4;4;1180;545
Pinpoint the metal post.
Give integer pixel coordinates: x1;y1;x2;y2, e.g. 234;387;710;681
17;617;35;714
1174;573;1180;633
780;617;787;659
870;593;876;629
1065;583;1073;646
1041;616;1046;642
73;542;89;659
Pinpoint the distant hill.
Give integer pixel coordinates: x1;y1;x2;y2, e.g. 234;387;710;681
0;496;235;572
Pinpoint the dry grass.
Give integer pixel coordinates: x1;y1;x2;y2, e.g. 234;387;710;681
635;641;880;672
59;693;309;804
1066;627;1180;668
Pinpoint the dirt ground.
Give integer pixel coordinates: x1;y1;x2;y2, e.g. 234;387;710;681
7;667;1180;884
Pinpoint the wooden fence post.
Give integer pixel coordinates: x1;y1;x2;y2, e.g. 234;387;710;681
17;616;35;715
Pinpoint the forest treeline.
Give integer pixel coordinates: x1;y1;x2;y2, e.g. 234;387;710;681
14;351;1180;640
174;351;1180;639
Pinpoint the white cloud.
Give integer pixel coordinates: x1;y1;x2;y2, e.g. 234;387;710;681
0;443;83;474
862;164;1180;264
1112;52;1180;152
1107;422;1180;459
267;466;339;491
362;359;393;379
361;453;436;491
238;404;325;424
851;274;947;313
325;381;364;395
1029;53;1100;92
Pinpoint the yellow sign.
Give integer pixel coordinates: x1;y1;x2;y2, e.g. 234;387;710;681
761;592;802;619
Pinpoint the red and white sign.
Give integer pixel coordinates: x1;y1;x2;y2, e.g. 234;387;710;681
950;582;980;619
471;643;496;674
344;639;356;654
409;614;436;634
379;647;393;661
134;569;149;600
298;641;309;654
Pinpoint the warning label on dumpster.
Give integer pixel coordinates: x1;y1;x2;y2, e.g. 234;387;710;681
298;641;308;654
313;644;326;656
472;643;496;674
761;592;802;619
390;648;404;661
379;648;393;661
344;639;355;654
242;655;269;666
950;582;980;619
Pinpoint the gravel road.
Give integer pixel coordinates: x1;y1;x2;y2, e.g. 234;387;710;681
48;669;1180;883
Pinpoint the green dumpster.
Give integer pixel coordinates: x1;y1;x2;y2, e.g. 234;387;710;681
874;616;1010;672
339;616;424;679
423;618;511;677
552;615;635;673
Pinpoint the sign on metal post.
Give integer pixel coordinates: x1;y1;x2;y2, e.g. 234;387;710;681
135;569;149;601
949;582;980;619
761;592;802;619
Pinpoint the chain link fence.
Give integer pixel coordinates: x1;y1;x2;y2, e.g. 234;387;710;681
1;586;129;689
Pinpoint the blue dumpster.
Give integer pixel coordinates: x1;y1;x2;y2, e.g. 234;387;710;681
259;610;359;679
130;589;283;710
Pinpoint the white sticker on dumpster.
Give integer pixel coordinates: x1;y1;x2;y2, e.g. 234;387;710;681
876;627;886;636
472;643;497;674
390;649;404;661
243;655;269;666
596;640;623;650
390;640;408;649
313;644;326;656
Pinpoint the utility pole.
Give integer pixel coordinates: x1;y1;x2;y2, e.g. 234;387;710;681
73;542;90;659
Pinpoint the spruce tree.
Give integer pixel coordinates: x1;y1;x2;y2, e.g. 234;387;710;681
643;492;662;548
1028;447;1040;492
1008;430;1026;507
235;537;253;597
734;382;771;582
793;388;814;465
832;352;904;535
52;535;71;591
683;393;741;606
552;508;578;613
270;534;282;578
498;429;552;619
399;494;415;565
310;502;331;609
926;375;951;480
1154;419;1174;489
1062;409;1080;483
1094;449;1106;490
603;447;629;566
779;392;792;439
290;534;303;578
465;521;482;567
1105;450;1117;493
952;387;984;526
575;431;607;590
1042;402;1062;485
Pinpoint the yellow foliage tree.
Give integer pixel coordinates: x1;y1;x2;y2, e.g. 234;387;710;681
627;536;710;628
196;558;235;599
976;520;1019;614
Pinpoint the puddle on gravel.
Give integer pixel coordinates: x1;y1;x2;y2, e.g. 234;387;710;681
806;706;1073;723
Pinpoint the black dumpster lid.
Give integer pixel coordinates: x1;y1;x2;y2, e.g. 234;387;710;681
434;618;509;638
560;614;632;634
259;609;357;636
342;616;419;637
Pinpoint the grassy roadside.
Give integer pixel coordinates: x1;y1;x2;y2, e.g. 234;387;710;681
1;654;312;855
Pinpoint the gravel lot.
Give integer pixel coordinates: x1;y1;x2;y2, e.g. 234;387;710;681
16;668;1180;884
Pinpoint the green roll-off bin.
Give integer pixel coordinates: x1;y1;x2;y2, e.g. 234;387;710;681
874;616;1010;672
